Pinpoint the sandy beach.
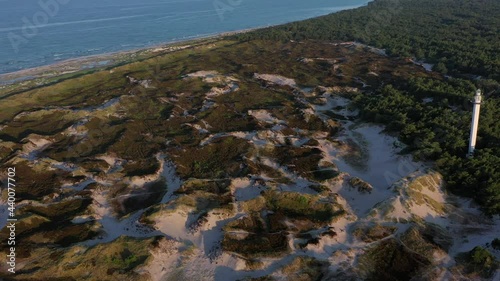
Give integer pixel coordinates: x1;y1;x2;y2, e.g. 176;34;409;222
0;28;259;86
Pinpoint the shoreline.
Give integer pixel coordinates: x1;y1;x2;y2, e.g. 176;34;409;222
0;2;371;86
0;27;260;86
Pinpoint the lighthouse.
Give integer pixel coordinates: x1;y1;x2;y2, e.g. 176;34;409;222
468;89;482;157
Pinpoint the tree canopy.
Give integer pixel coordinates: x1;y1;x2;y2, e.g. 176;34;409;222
236;0;500;214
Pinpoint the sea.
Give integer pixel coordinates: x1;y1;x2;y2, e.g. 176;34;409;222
0;0;368;75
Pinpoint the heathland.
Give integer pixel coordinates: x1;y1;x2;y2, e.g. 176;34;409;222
0;0;498;280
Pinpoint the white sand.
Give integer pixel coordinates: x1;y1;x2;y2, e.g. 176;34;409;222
185;70;220;79
231;178;264;202
143;238;183;281
84;187;161;246
253;73;297;87
157;159;182;204
320;124;422;189
184;70;239;84
62;178;96;191
78;97;122;111
248;110;284;125
206;83;239;98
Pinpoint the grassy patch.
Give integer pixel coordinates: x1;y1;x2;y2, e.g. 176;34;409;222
0;110;76;142
121;158;160;177
217;82;291;112
357;223;452;280
25;222;99;246
353;223;397;243
246;160;291;183
176;179;231;195
21;198;92;221
11;161;70;200
45;117;126;161
270;106;328;132
199;104;258;133
5;236;159;280
171;136;250;179
263;191;344;223
349;177;373;194
455;246;499;279
262;146;323;180
280;256;329;281
358;238;431;281
223;213;289;258
0;214;50;244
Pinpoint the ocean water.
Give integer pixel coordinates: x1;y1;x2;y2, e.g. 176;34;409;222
0;0;368;74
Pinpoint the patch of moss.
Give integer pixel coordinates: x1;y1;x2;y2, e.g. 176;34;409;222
455;246;499;279
104;247;145;271
263;191;344;223
242;196;267;213
408;172;442;193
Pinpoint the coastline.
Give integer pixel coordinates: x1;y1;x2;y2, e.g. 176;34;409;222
0;28;258;86
0;2;370;86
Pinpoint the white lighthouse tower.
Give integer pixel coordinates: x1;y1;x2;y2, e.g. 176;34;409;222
468;89;482;157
